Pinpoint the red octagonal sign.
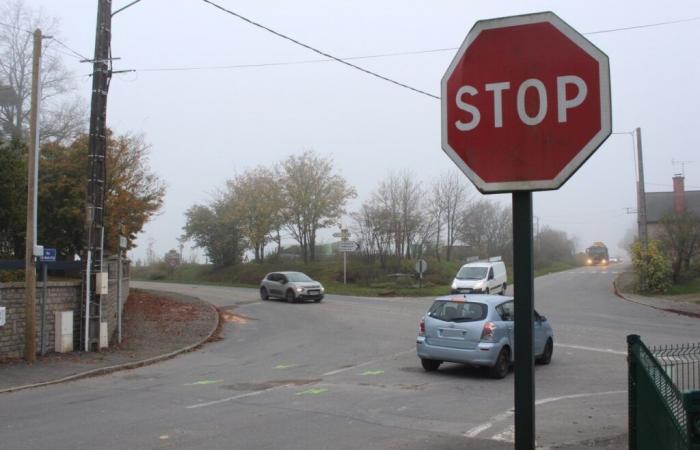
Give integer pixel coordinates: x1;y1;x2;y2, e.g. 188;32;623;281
441;12;611;193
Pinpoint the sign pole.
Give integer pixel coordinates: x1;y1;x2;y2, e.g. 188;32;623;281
343;251;347;285
513;191;535;450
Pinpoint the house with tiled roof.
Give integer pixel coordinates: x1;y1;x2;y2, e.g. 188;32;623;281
646;175;700;239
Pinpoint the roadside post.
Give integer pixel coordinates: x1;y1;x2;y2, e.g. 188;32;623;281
415;259;427;288
441;12;611;449
118;234;127;344
39;248;56;356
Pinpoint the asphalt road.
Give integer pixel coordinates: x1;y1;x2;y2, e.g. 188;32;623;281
1;266;699;450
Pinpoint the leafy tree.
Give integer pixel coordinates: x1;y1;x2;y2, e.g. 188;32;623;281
38;132;165;257
0;138;26;257
182;200;246;266
226;167;283;263
279;150;356;263
631;239;671;293
660;212;700;283
0;0;85;142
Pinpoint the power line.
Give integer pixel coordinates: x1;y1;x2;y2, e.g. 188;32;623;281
200;0;439;99
48;36;90;61
584;16;700;35
131;47;453;73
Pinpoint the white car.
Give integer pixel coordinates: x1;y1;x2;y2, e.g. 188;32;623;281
260;271;324;303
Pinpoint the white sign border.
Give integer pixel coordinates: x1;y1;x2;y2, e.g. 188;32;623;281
440;11;612;194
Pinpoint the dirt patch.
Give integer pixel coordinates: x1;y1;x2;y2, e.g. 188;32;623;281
117;289;219;356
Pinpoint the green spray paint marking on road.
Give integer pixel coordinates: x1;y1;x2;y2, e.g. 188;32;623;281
184;379;223;386
361;370;384;376
296;388;328;396
274;364;296;369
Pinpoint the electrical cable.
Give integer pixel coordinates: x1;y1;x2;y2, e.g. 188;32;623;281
200;0;439;99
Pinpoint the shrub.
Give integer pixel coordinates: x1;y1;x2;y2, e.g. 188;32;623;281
630;239;671;293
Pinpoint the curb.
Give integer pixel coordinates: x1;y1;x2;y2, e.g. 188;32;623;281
0;300;221;395
613;274;700;319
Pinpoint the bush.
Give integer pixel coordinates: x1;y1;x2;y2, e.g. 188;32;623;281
631;239;671;293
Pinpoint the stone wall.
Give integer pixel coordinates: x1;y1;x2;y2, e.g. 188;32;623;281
0;258;130;359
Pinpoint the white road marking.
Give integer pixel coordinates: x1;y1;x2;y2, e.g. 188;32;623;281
556;343;626;356
491;424;514;442
186;384;291;409
464;390;626;438
464;409;513;437
188;348;415;409
322;349;414;376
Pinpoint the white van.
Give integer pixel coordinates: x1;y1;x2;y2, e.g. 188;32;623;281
450;258;507;295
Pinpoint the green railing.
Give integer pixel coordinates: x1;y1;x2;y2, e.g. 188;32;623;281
628;334;700;450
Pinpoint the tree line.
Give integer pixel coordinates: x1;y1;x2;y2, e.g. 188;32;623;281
183;154;577;268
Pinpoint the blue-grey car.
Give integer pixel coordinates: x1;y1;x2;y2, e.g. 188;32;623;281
416;295;554;378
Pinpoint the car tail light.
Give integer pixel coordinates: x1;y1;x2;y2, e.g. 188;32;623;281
418;319;425;336
481;321;496;341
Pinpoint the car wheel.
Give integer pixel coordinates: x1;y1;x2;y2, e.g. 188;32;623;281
421;359;441;372
536;338;554;365
260;287;269;300
500;283;507;295
489;347;510;379
314;296;324;303
286;290;296;303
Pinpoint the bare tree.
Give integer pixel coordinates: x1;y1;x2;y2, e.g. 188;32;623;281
0;0;85;142
660;212;700;282
431;171;470;261
279;150;356;263
373;171;425;259
460;199;512;262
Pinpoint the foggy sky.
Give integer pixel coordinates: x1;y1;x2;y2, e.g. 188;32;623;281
24;0;700;261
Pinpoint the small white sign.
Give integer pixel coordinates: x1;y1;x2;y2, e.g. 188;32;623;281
415;259;428;274
119;235;128;249
338;241;357;252
0;306;6;327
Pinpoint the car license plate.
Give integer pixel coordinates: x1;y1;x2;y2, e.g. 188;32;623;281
441;329;466;338
308;290;319;295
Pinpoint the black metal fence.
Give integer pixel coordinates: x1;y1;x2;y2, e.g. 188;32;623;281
628;334;700;450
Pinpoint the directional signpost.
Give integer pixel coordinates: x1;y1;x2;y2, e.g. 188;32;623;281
415;259;427;288
441;12;611;450
335;229;355;284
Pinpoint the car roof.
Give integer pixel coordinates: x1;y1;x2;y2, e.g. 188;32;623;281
459;262;492;268
432;294;513;306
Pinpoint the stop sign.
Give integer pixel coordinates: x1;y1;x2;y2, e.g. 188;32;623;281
441;12;611;193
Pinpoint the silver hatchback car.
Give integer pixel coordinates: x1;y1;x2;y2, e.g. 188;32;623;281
416;295;554;378
260;271;325;303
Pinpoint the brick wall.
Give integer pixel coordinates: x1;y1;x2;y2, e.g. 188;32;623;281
0;258;130;359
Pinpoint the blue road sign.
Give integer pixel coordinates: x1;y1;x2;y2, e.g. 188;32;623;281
40;248;56;262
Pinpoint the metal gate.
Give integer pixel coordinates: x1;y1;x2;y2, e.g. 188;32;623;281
627;334;700;450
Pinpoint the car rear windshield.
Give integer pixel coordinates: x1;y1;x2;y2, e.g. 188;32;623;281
286;272;313;282
456;266;488;280
428;301;487;322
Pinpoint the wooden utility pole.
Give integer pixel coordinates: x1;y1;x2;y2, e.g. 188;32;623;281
635;127;649;288
24;28;42;362
82;0;112;351
635;128;648;248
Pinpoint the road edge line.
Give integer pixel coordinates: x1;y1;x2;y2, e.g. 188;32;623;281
613;274;700;319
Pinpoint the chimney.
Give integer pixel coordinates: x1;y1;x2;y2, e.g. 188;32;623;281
673;174;685;214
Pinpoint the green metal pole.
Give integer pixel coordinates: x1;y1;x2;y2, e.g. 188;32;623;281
627;334;640;450
513;191;535;450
